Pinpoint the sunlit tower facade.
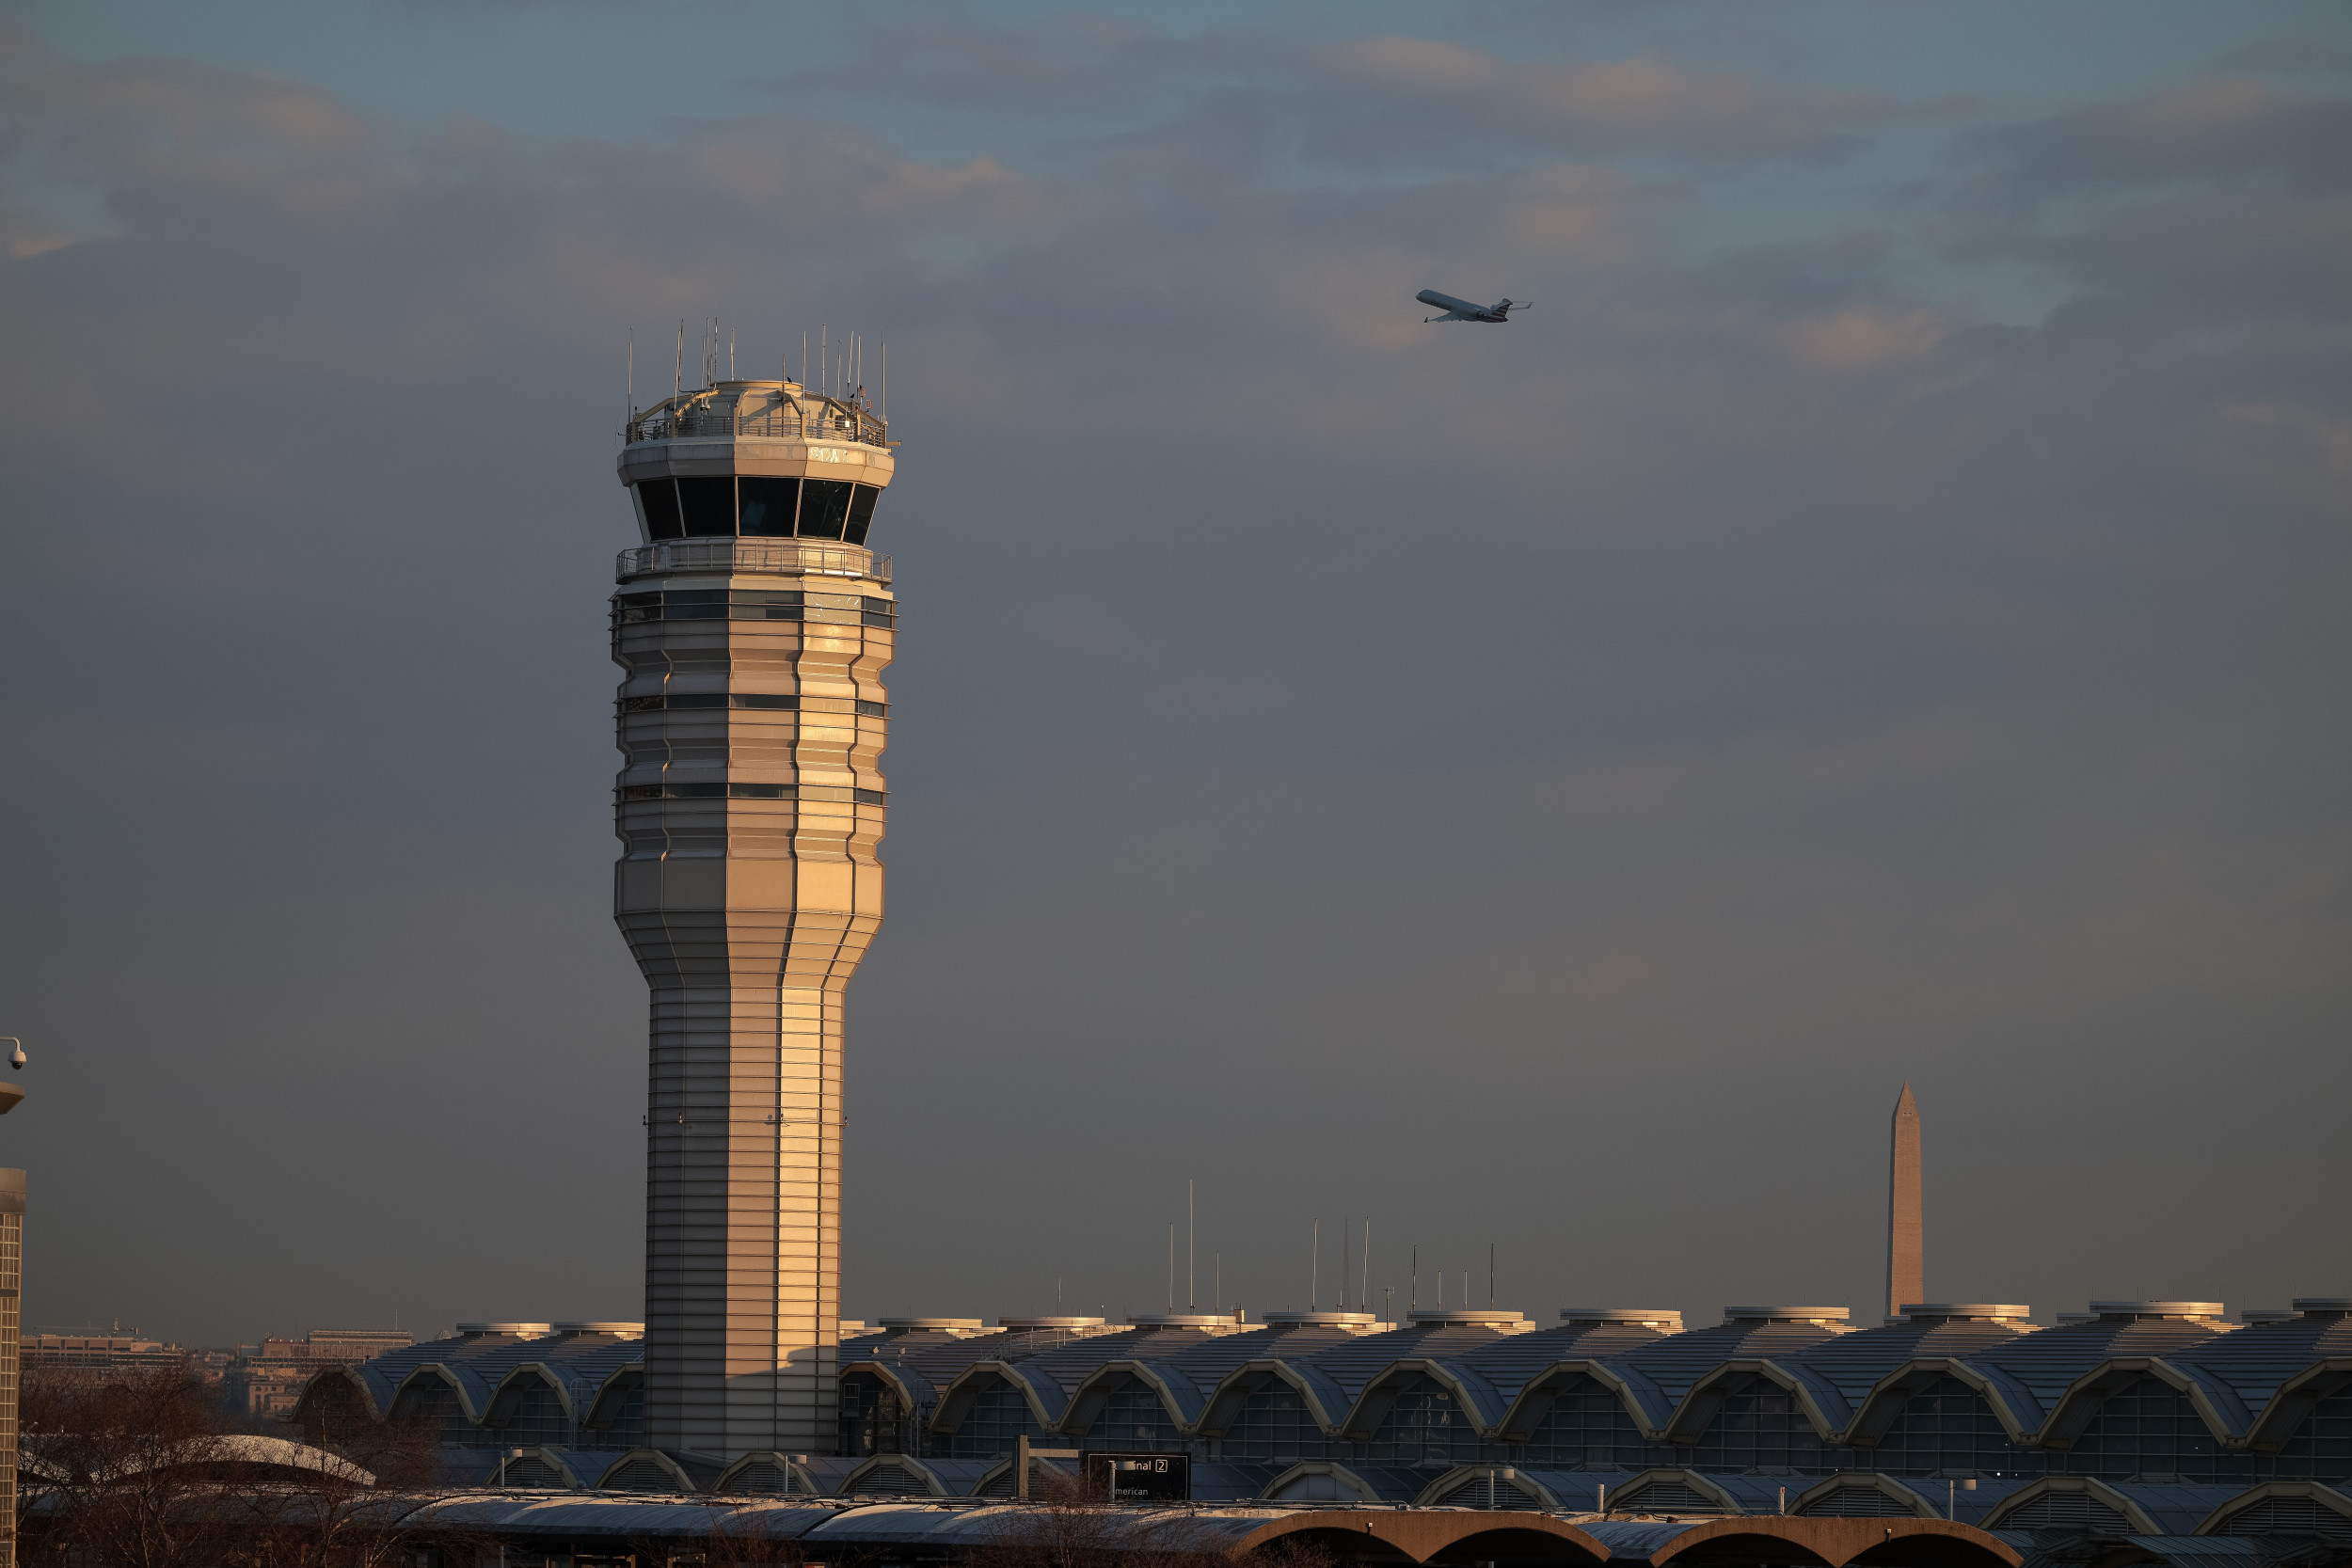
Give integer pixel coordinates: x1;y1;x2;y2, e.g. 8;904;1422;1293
612;364;895;1461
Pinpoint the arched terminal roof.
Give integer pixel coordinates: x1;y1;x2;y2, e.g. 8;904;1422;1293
2196;1480;2352;1540
478;1333;644;1424
1675;1307;2040;1443
1279;1314;1537;1422
2164;1302;2352;1449
1337;1354;1512;1439
845;1321;1140;1432
1609;1310;1854;1418
1123;1322;1372;1434
928;1325;1216;1434
329;1325;631;1419
1260;1459;1429;1504
1984;1478;2250;1537
311;1297;2352;1483
1459;1316;1686;1437
1957;1307;2232;1434
1604;1467;1794;1516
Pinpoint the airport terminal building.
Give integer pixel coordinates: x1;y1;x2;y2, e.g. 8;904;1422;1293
298;1297;2352;1539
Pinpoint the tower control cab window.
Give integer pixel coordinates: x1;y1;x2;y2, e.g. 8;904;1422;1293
739;477;798;536
675;477;736;536
637;477;684;540
632;478;885;545
797;480;855;540
845;484;878;546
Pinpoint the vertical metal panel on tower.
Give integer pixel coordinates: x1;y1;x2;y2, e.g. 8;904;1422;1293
613;380;896;1461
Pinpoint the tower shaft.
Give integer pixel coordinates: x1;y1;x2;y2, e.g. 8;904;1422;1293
612;376;895;1461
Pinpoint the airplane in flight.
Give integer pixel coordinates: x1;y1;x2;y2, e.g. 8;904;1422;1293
1417;289;1530;323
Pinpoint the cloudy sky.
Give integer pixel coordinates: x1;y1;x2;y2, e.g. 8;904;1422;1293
1;1;2347;1347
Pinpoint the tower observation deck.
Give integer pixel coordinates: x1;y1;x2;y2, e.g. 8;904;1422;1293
612;376;896;1461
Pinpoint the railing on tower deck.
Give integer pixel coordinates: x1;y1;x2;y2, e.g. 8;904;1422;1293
617;539;892;584
625;401;889;450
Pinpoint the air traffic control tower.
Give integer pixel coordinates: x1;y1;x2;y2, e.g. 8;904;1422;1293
612;375;895;1461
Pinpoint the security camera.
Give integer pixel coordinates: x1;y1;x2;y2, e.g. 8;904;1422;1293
7;1041;23;1071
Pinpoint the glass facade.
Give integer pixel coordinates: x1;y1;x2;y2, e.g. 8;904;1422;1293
944;1379;1054;1461
1521;1376;1677;1471
1687;1375;1835;1475
585;1381;644;1451
838;1370;905;1458
1077;1376;1186;1453
1868;1375;2044;1479
493;1381;575;1449
390;1379;493;1449
1216;1385;1332;1465
2276;1394;2352;1479
2062;1375;2249;1482
1359;1376;1487;1468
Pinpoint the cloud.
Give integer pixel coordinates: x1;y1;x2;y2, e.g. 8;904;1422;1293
1769;304;1950;371
749;16;1894;179
2222;38;2352;75
1970;74;2352;197
1932;74;2352;337
1329;38;1889;152
677;133;1056;225
0;33;401;237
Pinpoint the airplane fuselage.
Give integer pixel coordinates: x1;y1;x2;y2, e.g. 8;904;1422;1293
1417;289;1518;323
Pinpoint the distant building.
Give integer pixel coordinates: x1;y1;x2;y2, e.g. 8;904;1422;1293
1;1169;23;1568
23;1333;191;1376
225;1329;411;1420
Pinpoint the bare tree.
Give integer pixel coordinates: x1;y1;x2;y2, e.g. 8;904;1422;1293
21;1364;242;1568
230;1395;449;1568
20;1362;457;1568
